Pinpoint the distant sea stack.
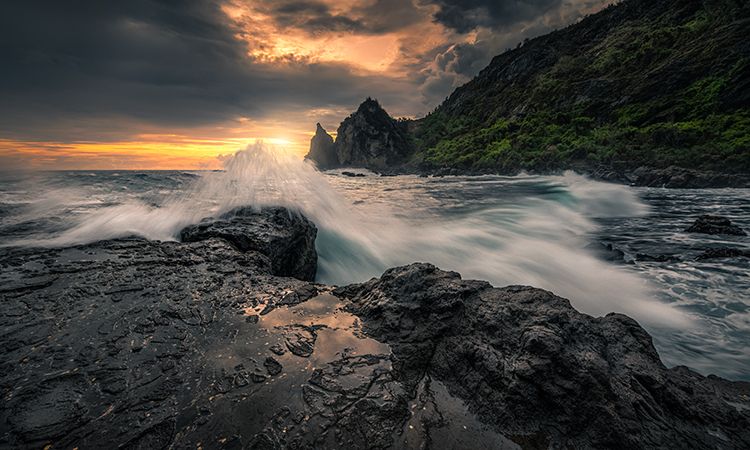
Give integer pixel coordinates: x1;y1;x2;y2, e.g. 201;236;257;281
307;123;337;169
305;98;414;171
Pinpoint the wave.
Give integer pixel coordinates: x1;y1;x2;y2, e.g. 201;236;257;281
5;143;689;329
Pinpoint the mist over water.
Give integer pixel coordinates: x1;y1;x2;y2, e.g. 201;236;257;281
1;143;748;379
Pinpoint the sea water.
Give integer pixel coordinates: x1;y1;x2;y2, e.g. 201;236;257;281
0;144;748;379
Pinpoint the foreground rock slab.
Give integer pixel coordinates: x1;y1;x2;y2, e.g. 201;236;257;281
336;263;750;449
1;208;748;449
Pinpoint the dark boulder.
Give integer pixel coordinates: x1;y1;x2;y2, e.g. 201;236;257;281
685;215;747;236
180;207;318;281
696;247;750;260
335;263;750;449
340;171;366;177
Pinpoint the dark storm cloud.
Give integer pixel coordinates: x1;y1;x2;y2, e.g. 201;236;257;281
0;0;410;141
0;0;614;142
415;0;612;107
263;0;423;35
425;0;562;33
271;1;368;34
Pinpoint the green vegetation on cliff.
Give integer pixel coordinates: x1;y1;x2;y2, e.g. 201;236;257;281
413;0;750;173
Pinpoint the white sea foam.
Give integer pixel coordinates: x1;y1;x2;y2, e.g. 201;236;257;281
7;143;690;328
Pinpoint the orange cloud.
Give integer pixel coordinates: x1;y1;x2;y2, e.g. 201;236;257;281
222;0;454;76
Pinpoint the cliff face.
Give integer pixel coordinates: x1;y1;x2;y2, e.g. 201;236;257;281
305;98;414;171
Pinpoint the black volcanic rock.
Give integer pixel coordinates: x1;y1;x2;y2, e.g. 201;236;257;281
335;263;750;449
0;229;317;448
305;123;337;169
685;215;747;236
696;248;750;260
180;206;318;281
2;211;749;449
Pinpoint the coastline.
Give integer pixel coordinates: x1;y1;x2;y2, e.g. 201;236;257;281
364;164;750;189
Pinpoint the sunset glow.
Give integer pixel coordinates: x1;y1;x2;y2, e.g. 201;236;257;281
0;0;611;169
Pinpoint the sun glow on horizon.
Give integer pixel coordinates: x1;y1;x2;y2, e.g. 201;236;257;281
0;132;311;171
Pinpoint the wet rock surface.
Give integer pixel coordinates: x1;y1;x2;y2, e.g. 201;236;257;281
686;214;747;236
0;235;316;449
695;247;750;261
180;206;318;281
1;209;749;449
336;263;750;449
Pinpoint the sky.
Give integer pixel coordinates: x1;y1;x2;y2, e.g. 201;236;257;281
0;0;612;169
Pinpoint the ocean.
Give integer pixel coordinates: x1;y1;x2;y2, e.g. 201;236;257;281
1;146;748;379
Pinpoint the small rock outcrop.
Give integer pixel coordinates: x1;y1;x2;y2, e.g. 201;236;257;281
306;98;414;171
180;206;318;281
305;123;337;169
685;215;747;236
335;263;750;449
696;247;750;260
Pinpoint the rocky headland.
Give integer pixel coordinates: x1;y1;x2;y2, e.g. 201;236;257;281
305;0;750;188
1;207;749;449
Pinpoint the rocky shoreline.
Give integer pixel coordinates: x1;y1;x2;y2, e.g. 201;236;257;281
306;100;749;189
1;207;749;449
374;164;750;189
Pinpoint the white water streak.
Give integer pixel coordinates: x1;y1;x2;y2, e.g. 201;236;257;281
10;143;690;328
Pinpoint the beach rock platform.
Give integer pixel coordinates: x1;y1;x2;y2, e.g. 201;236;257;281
1;208;748;449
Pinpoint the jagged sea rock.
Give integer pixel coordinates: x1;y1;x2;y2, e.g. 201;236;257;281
180;206;318;281
334;98;413;170
335;263;750;449
307;98;414;171
685;214;747;236
340;171;366;177
696;247;750;260
305;123;337;169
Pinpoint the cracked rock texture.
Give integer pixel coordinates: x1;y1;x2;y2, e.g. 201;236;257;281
336;263;750;449
1;209;749;449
